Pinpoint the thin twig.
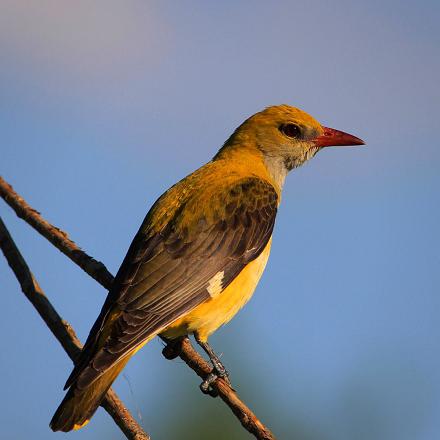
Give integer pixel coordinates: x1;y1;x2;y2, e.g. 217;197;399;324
0;176;276;440
0;177;113;288
0;218;150;440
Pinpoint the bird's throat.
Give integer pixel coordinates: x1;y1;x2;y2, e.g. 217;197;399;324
263;155;289;191
263;147;321;190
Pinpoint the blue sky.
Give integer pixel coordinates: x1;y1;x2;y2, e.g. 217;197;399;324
1;1;439;439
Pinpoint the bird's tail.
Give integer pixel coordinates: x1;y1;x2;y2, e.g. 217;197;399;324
50;356;130;432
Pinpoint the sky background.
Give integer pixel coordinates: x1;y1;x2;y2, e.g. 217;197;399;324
1;1;439;439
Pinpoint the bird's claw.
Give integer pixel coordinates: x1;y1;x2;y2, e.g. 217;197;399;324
193;332;233;395
199;363;232;397
161;336;186;360
200;372;219;397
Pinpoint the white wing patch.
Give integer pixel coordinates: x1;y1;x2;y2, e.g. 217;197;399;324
207;271;224;298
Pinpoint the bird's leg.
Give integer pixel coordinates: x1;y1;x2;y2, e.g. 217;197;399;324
194;332;231;396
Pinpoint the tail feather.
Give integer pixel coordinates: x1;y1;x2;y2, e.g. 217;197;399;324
50;357;130;432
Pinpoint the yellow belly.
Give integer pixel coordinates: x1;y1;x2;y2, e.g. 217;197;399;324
162;239;272;342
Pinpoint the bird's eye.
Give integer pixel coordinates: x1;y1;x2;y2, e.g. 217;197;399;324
280;123;301;139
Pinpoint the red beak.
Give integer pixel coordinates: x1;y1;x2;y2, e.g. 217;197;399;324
315;126;365;148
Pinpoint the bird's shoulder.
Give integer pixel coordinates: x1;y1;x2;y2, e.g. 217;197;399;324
142;159;278;238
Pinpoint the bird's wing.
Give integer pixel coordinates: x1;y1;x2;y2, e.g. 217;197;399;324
67;177;278;390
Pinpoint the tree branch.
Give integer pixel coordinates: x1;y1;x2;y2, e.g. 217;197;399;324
0;217;150;440
0;176;276;440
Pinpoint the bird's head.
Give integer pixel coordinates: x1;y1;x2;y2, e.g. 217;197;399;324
217;104;364;188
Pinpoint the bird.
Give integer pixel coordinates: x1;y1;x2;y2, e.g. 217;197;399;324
50;104;364;432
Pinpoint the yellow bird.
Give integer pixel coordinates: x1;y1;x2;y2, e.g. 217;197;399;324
50;105;364;431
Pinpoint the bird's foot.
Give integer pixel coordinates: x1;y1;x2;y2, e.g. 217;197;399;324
194;332;232;397
200;372;219;397
199;364;232;397
210;355;230;382
161;336;186;360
